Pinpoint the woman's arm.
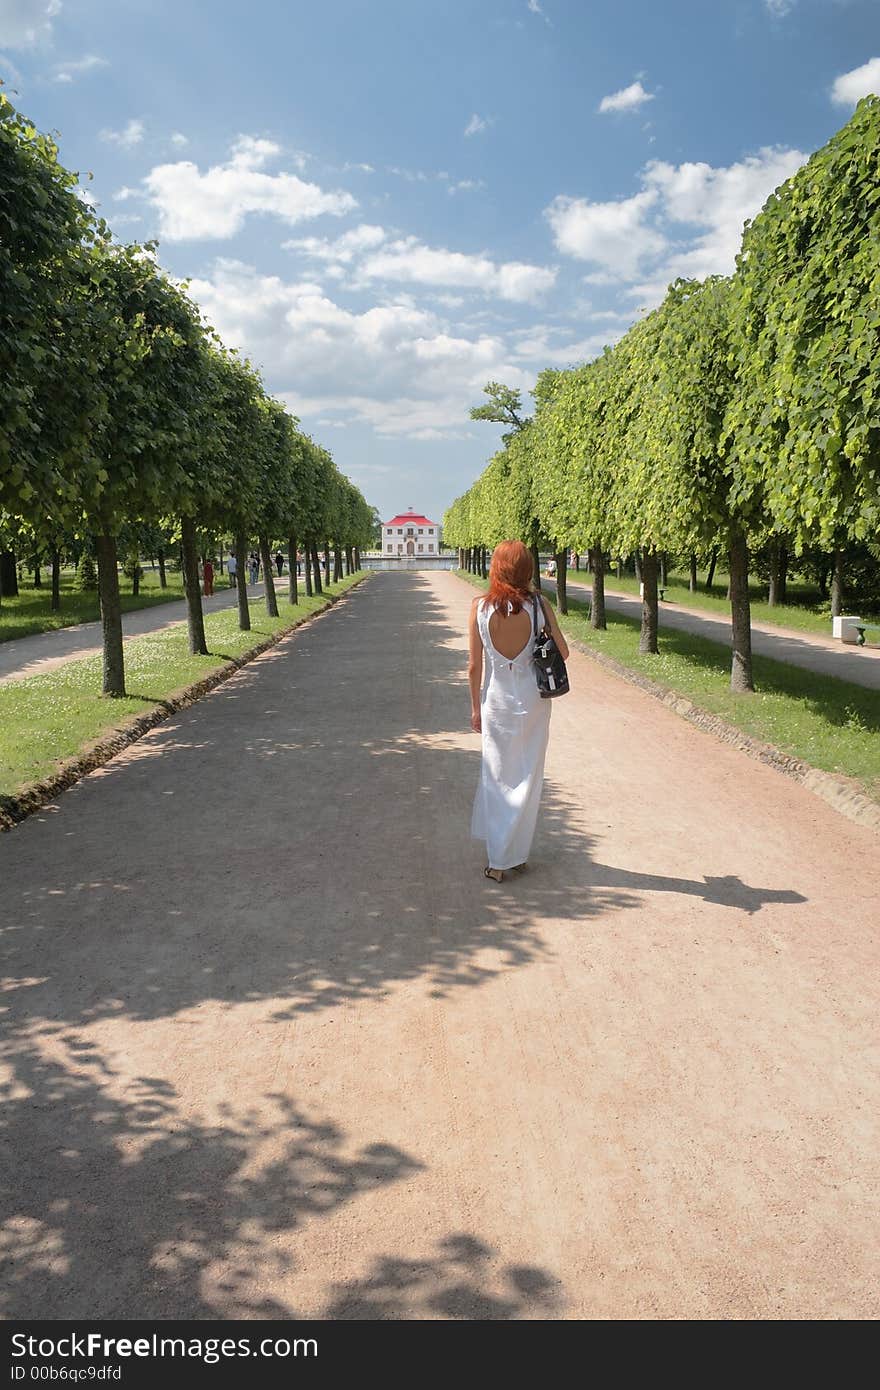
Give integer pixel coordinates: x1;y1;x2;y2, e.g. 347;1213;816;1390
467;598;483;731
539;595;570;660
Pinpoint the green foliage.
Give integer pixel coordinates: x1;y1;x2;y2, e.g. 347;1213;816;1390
447;96;880;625
76;551;97;591
0;90;373;693
728;94;880;550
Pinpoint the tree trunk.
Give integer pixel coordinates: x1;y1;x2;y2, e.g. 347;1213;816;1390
705;548;718;591
768;540;781;606
1;550;18;598
616;559;623;581
634;550;642;584
555;550;568;615
575;552;581;572
288;535;298;604
830;549;845;617
659;551;668;589
311;543;323;595
729;530;754;692
590;546;607;630
95;532;126;696
778;542;788;605
259;533;279;617
818;562;829;602
303;539;314;594
689;553;698;592
323;541;331;585
354;546;361;572
333;545;342;583
33;551;42;588
480;546;488;579
345;546;353;575
50;546;61;611
157;548;167;588
180;516;208;654
235;531;250;631
131;560;140;597
531;545;542;591
639;548;659;654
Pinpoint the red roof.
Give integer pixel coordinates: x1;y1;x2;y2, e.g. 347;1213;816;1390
384;512;438;527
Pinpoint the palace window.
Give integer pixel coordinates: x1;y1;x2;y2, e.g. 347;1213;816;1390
386;528;392;535
397;528;403;534
397;543;403;552
427;543;434;552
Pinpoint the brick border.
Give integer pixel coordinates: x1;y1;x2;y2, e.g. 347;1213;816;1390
0;573;371;833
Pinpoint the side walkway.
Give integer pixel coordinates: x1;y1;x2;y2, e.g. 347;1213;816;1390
0;579;283;685
544;575;880;691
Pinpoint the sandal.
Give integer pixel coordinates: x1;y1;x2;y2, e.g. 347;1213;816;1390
483;866;504;883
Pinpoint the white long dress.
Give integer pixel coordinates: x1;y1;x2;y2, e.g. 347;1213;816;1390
471;597;551;870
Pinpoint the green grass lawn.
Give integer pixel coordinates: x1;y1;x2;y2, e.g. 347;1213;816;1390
560;567;854;638
0;573;365;801
0;566;234;644
458;570;880;804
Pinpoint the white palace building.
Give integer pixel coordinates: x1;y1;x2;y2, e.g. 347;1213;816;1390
382;508;441;557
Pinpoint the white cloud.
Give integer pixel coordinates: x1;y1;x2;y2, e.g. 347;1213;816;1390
831;57;880;106
142;134;357;240
53;53;107;82
448;178;485;195
0;0;60;48
765;0;795;16
170;131;188;146
464;113;489;137
283;223;386;263
187;258;533;440
100;119;145;150
343;161;374;173
527;0;550;22
598;80;654;114
545;191;665;277
547;143;807;295
357;237;556;302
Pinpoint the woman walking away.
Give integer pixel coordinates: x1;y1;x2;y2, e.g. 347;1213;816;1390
469;540;569;882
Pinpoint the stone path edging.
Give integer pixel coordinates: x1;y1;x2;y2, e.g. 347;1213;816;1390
567;635;880;834
0;576;370;833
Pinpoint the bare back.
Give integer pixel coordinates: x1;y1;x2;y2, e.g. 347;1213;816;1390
488;602;534;660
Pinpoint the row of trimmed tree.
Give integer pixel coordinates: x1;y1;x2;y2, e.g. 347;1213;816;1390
0;91;374;696
444;95;880;692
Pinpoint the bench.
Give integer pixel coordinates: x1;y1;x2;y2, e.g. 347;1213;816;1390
833;614;879;646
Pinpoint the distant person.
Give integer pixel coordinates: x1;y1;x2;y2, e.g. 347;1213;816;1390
249;552;259;585
468;540;568;882
275;550;284;577
546;557;557;578
202;558;214;597
227;553;237;586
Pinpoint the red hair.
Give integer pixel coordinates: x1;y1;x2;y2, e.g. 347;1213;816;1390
485;540;534;614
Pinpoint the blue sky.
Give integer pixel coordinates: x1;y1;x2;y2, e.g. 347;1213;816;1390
2;1;878;525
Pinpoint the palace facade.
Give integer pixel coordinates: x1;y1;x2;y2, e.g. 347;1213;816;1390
382;508;441;556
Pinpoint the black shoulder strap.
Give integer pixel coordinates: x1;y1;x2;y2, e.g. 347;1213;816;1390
532;592;548;635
